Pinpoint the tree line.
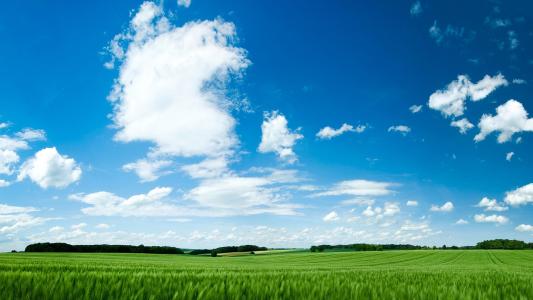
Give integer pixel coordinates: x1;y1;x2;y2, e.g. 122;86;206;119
189;245;267;256
310;239;533;252
24;243;268;255
25;243;184;254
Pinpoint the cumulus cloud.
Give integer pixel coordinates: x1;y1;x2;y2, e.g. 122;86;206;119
476;197;508;212
15;128;46;141
323;211;339;222
430;201;454;212
17;147;82;189
406;200;418;207
316;123;365;140
388;125;411;135
474;99;533;143
311;179;394;197
409;105;423;113
451;118;474;134
107;2;249;160
474;214;508;224
428;74;508;118
258;111;303;164
123;158;172;182
505;183;533;206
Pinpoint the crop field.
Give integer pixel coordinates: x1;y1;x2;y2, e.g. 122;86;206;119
1;250;533;299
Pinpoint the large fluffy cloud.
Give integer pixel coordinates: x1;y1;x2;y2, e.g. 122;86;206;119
258;111;303;164
107;2;249;161
17;147;82;189
474;100;533;143
504;183;533;206
428;74;508;118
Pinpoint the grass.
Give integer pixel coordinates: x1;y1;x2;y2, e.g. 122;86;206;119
1;250;533;299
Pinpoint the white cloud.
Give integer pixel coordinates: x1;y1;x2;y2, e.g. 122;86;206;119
512;78;526;85
0;123;9;129
185;175;300;215
505;183;533;206
0;204;49;235
123;158;172;182
430;201;454;212
107;2;249;160
316;123;365;140
474;214;508;224
181;157;229;179
340;198;375;206
323;211;339;222
258;111;303;164
506;152;514;162
383;202;400;216
0;136;29;151
71;223;87;230
406;200;418;207
361;202;400;220
15;128;46;141
388;125;411;135
362;206;381;217
0;204;38;214
515;224;533;232
96;223;110;229
428;22;469;45
73;169;301;218
476;197;508;212
0;180;10;187
451;118;474;134
508;31;519;49
455;219;469;225
410;1;422;16
0;150;20;175
312;179;394;197
409;105;423;113
474;100;533;143
17;147;82;189
428;74;508;118
177;0;191;8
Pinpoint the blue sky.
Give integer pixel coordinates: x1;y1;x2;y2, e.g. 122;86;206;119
0;0;532;251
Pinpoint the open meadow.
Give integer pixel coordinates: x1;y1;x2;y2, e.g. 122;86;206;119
1;250;533;299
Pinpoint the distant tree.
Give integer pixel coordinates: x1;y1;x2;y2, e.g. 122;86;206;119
210;251;218;257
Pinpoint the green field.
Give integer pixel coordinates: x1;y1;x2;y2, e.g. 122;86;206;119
1;250;533;299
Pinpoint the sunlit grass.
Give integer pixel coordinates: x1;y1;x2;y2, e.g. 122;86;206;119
1;250;532;299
